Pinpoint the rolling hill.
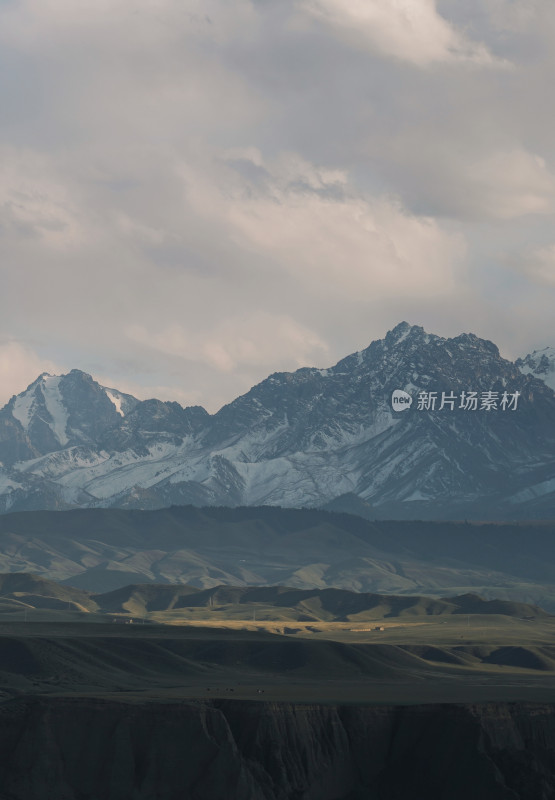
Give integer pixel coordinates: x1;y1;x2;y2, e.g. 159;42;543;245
1;506;555;608
0;571;550;623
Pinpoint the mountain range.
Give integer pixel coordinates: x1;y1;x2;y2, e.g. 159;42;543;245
1;322;554;518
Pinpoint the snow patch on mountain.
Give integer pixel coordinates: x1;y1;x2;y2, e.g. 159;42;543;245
16;438;201;502
231;453;358;507
393;324;411;345
41;375;70;445
0;471;22;494
14;447;111;479
11;385;38;431
517;347;555;391
11;373;69;444
509;477;555;503
105;390;125;416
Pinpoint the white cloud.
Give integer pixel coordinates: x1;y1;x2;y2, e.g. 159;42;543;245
216;153;465;298
466;149;555;219
0;147;86;249
301;0;500;66
0;0;554;411
376;138;555;221
127;313;330;374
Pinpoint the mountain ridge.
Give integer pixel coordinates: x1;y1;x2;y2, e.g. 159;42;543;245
1;570;550;620
1;322;554;517
1;505;555;609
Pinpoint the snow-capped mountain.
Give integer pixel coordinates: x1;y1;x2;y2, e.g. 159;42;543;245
517;347;555;392
2;370;138;462
0;323;554;519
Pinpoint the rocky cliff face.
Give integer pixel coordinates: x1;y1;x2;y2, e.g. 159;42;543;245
0;697;553;799
1;323;554;518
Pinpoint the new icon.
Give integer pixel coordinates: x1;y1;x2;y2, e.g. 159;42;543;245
391;389;413;411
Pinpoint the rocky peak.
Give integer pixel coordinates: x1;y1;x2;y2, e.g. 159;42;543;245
0;371;137;463
384;321;426;345
517;347;555;391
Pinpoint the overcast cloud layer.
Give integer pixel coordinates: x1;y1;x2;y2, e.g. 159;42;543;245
1;0;554;410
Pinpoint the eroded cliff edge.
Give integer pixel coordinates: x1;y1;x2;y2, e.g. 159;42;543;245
0;697;554;799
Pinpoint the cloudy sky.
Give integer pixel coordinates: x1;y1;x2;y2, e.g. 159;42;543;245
1;0;554;411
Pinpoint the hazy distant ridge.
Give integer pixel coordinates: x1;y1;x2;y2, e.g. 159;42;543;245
1;506;555;610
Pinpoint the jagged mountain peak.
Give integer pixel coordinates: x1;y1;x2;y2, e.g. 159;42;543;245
0;370;141;464
384;321;426;343
334;324;509;392
0;323;554;518
16;369;100;396
379;323;501;360
207;322;547;467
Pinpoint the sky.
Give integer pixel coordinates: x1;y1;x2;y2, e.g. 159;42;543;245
1;0;554;412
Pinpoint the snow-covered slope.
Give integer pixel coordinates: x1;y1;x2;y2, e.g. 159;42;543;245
517;347;555;392
3;370;139;458
0;324;554;519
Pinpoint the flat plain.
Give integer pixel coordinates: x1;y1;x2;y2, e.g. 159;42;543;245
3;600;555;706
